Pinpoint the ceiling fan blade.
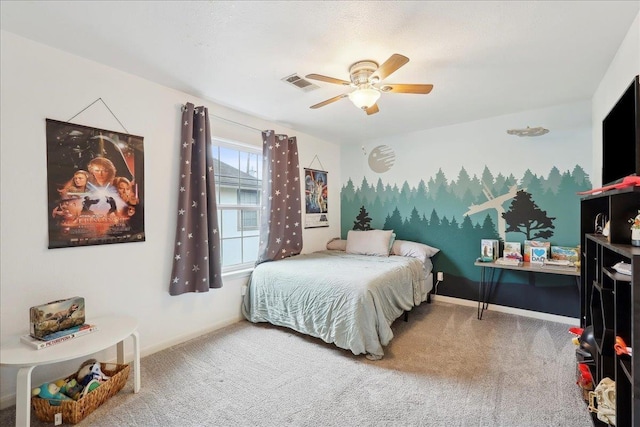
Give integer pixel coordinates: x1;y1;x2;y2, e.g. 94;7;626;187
370;54;409;82
380;84;433;94
365;104;379;115
310;94;348;109
305;74;351;86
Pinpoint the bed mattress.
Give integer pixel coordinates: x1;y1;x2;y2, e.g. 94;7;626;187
242;250;433;359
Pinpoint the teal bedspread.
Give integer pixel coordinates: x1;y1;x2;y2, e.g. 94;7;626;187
241;250;431;359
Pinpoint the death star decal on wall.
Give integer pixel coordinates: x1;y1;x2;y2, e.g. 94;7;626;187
368;145;396;173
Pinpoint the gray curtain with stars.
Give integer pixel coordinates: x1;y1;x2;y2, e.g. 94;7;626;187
169;103;222;295
256;130;303;264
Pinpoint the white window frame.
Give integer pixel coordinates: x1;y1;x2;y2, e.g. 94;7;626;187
212;137;262;273
237;189;259;230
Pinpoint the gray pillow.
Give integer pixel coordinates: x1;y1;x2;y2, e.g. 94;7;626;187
326;237;347;251
391;239;440;263
345;230;394;257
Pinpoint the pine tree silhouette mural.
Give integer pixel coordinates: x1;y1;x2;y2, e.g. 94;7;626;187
383;207;404;235
353;206;372;230
502;189;556;239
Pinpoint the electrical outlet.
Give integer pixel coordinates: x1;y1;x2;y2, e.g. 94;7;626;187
241;285;247;296
437;272;444;281
55;413;62;426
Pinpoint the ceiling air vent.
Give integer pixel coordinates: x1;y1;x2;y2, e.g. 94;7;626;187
281;74;320;92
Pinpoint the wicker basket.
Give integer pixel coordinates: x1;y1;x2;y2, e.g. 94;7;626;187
32;362;130;424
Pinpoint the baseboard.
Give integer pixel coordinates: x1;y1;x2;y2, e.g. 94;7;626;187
431;294;579;325
0;395;14;411
0;317;243;411
141;317;241;358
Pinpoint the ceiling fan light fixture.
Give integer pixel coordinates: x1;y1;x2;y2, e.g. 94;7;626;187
305;54;432;114
348;87;381;109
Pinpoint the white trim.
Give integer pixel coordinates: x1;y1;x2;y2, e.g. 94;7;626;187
431;294;580;325
140;318;241;358
0;394;14;411
219;204;261;210
213;136;261;153
222;267;253;280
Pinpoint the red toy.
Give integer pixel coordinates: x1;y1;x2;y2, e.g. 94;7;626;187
577;363;593;390
568;327;584;336
614;336;632;356
577;175;640;195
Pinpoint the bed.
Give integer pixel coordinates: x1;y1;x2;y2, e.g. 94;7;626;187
241;232;438;359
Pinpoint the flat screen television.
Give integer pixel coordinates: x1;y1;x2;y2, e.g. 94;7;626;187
602;75;640;186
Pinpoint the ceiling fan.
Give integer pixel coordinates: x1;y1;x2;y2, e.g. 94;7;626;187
306;53;433;115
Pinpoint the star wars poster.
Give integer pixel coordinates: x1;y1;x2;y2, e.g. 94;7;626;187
304;168;328;228
46;119;145;248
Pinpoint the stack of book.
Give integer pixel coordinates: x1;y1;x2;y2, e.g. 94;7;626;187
541;259;577;271
21;323;98;350
495;257;523;266
545;259;573;266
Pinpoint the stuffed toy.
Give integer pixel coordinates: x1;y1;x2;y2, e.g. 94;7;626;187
588;377;616;425
60;378;84;400
76;358;110;387
79;379;102;399
32;383;72;406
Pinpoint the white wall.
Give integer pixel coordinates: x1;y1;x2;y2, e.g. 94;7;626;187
592;12;640;188
0;31;341;405
342;100;592;189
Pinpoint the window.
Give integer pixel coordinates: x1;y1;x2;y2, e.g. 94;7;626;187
212;139;262;271
238;189;259;230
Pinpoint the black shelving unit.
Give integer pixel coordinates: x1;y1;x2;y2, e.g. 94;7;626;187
580;187;640;426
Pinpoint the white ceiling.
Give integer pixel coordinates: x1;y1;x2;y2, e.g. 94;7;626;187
1;1;638;145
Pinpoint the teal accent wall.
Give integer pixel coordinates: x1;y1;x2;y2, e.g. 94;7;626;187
340;102;592;317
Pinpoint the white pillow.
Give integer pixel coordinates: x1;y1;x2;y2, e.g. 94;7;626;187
346;230;394;257
326;237;347;251
391;239;440;263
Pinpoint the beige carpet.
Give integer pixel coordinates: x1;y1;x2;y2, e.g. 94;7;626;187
0;302;593;426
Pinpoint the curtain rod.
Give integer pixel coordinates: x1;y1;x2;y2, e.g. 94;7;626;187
181;104;263;133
